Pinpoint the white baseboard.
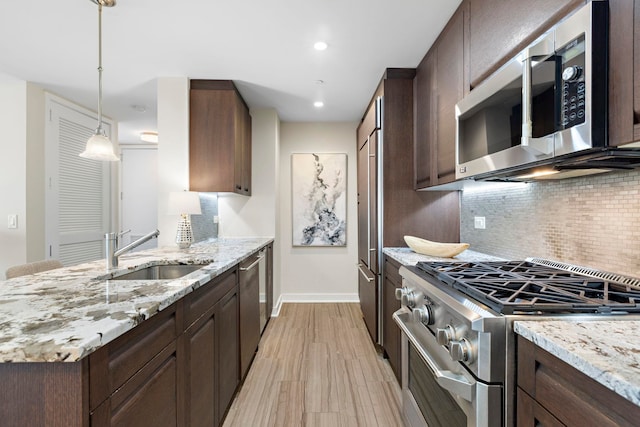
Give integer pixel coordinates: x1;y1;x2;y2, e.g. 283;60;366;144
270;293;359;317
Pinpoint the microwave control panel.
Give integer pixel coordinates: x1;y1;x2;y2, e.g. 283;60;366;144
559;35;586;130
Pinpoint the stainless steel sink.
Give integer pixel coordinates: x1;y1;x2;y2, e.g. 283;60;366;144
111;264;205;280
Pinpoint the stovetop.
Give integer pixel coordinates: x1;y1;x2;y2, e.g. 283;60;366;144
414;260;640;314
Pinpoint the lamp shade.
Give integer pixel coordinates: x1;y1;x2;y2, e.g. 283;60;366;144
80;132;119;161
168;191;202;215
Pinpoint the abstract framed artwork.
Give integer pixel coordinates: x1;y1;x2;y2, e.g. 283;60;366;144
291;153;347;246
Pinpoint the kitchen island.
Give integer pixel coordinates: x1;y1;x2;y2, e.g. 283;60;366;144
0;237;273;427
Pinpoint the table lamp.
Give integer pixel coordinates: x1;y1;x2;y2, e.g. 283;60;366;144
168;191;202;249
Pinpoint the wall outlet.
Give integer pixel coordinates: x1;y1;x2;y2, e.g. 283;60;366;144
213;215;219;224
474;216;486;229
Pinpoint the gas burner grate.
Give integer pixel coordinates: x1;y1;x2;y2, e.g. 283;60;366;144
415;260;640;314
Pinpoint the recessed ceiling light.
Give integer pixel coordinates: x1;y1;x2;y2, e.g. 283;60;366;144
314;41;328;51
140;131;158;143
314;101;324;108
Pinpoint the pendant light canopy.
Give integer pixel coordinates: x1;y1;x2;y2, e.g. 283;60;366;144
80;0;119;161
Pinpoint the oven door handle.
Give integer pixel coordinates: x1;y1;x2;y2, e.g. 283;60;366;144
393;310;474;402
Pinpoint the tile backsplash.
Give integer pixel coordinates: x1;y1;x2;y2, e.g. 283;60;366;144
460;169;640;277
191;193;218;242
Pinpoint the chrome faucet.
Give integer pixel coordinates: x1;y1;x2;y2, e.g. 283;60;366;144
105;229;160;269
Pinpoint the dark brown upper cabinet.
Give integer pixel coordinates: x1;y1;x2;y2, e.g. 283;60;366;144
189;80;252;196
414;4;465;188
608;0;640;147
467;0;584;89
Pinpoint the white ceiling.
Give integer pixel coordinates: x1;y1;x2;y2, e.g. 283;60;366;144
0;0;461;144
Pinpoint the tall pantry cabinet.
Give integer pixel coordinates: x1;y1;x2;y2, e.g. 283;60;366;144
356;69;460;353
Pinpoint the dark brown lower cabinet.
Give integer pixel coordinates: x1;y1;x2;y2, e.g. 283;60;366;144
517;335;640;427
358;265;377;343
382;256;402;383
183;268;239;427
91;343;179;427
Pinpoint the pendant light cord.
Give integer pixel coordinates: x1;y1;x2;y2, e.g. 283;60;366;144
96;2;104;134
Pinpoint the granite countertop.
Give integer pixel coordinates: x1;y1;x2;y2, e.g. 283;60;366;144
0;237;273;363
383;247;505;265
515;320;640;406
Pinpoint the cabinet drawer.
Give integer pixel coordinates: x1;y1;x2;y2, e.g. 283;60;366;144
517;336;640;427
89;305;178;410
384;257;402;285
90;342;178;427
184;267;237;327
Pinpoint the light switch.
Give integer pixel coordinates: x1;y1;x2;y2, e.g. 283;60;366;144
474;216;486;229
8;214;17;229
213;215;219;224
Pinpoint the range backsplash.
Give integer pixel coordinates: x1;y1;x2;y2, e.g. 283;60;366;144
460;169;640;278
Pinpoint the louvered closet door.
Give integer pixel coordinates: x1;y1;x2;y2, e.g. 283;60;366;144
46;98;112;266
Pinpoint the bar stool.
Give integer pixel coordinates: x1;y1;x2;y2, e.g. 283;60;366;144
5;260;63;279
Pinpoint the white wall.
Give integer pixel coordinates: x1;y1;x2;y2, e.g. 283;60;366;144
157;77;190;247
278;122;359;302
0;79;45;279
0;79;28;279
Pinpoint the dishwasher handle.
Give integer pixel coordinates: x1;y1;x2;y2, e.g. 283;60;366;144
240;253;265;271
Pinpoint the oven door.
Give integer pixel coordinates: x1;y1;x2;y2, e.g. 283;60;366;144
393;309;502;427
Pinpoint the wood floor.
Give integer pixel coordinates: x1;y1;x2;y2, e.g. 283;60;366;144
223;303;405;427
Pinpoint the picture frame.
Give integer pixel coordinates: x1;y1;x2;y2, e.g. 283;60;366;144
291;153;347;246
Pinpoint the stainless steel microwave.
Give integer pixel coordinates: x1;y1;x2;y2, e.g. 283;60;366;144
455;0;609;181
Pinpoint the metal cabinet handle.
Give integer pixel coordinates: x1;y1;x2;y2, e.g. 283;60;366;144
240;255;264;271
393;310;474;402
357;264;374;282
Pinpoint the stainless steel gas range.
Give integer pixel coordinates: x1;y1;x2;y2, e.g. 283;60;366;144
393;259;640;427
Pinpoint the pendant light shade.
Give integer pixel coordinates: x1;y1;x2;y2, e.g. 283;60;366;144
80;130;119;161
80;0;119;161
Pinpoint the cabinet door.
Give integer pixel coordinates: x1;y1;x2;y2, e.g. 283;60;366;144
89;306;178;411
435;9;464;184
368;131;378;274
517;336;640;426
189;80;251;195
91;343;179;427
468;0;583;88
239;255;261;378
608;0;640;146
517;388;564;427
414;50;436;189
382;257;402;383
357;139;370;267
185;313;216;427
216;290;239;424
358;265;377;343
241;104;252;195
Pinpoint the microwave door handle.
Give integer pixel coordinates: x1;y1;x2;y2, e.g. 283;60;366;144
521;33;555;148
522;56;533;144
393;311;475;402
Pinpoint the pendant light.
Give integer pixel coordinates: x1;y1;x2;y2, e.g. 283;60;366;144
80;0;119;161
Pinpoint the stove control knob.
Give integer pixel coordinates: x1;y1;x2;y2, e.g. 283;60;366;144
412;305;433;325
399;289;422;308
436;325;456;346
449;339;474;363
394;287;407;301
